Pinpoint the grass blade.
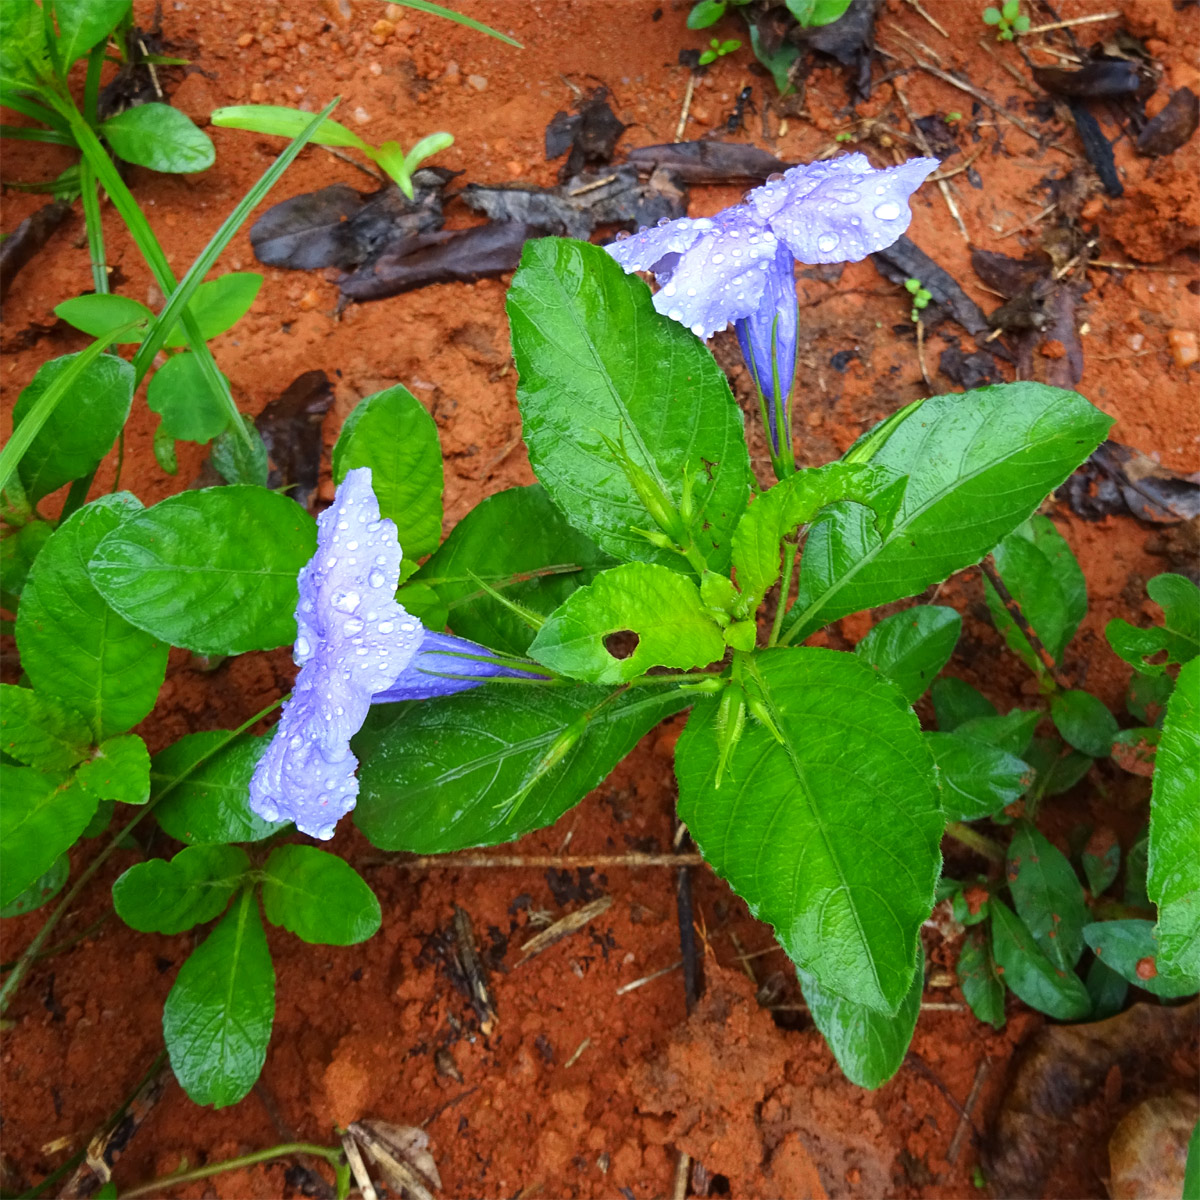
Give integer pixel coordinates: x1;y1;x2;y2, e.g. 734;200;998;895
392;0;522;47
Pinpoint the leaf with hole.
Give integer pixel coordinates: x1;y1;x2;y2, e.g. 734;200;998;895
162;888;275;1107
529;562;726;684
113;844;250;934
675;647;942;1015
89;487;316;655
1106;574;1199;675
508;238;751;571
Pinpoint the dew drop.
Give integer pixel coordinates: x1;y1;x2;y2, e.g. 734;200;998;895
400;622;416;633
346;540;359;551
338;520;349;531
816;233;839;253
295;636;311;658
378;621;394;634
691;322;706;337
367;569;387;588
668;307;682;320
873;201;901;221
657;216;671;227
663;282;677;297
687;287;697;297
331;590;361;613
614;229;631;241
343;617;365;635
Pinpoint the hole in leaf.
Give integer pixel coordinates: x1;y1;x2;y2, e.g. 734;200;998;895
603;630;640;660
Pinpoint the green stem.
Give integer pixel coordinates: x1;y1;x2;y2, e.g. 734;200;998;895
118;1143;342;1200
0;696;283;1016
769;538;799;648
944;821;1006;864
79;158;109;294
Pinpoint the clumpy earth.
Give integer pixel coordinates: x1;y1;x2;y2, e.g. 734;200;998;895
2;0;1197;1196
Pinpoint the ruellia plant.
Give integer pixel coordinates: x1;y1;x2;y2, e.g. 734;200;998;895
4;133;1192;1114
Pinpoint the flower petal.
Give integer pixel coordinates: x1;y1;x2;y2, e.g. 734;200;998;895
735;241;798;450
747;154;938;264
373;630;544;701
605;214;710;276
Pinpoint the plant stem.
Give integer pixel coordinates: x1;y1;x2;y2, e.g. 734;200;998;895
769;538;800;647
79;158;108;294
944;821;1006;864
119;1143;342;1200
980;557;1070;690
0;697;283;1016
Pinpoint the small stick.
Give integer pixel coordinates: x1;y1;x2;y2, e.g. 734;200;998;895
916;316;931;389
675;73;696;143
885;21;943;64
729;931;759;984
904;0;950;38
341;1133;379;1200
675;826;703;1013
453;905;497;1035
980;557;1071;688
928;144;985;182
997;201;1057;239
672;1151;692;1200
568;173;619;197
386;852;706;869
564;1037;591;1067
947;1058;991;1164
1088;259;1192;273
1023;10;1119;34
137;37;162;99
518;894;613;964
893;81;970;242
911;58;1044;142
616;959;682;995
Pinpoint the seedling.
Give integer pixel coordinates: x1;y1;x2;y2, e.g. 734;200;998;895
983;0;1030;40
835;130;855;143
698;35;742;66
945;111;963;123
905;276;932;322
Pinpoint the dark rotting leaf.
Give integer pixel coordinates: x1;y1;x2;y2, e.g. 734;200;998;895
256;370;335;512
625;141;791;183
970;248;1052;299
1061;442;1200;525
1032;59;1148;99
938;344;1003;390
1067;100;1123;197
543;87;627;180
0;200;70;304
872;235;989;335
1136;87;1199;156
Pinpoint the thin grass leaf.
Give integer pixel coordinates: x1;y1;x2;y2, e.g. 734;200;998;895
392;0;522;47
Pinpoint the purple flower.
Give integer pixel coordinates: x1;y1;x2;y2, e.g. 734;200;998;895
249;467;539;840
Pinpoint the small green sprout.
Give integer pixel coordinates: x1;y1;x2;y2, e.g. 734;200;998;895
983;0;1030;40
905;277;932;323
945;111;963;124
835;130;855;143
699;35;742;66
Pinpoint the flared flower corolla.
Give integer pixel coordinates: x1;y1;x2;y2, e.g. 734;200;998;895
250;467;536;840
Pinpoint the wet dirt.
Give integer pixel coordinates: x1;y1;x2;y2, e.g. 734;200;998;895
2;0;1198;1196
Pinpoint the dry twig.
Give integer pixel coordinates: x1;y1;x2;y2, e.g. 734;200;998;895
904;0;949;38
892;81;969;242
519;894;613;964
389;852;705;870
1024;10;1119;34
616;959;683;995
948;1058;992;1164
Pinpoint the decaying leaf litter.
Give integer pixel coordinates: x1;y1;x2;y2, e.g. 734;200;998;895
1;0;1198;1196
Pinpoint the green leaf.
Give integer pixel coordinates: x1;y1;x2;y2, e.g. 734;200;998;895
12;351;135;502
100;102;215;173
160;273;262;347
675;647;943;1014
925;731;1030;822
1082;920;1198;998
1084;956;1128;1020
0;764;97;908
1106;574;1200;675
162;888;275;1107
1148;657;1200;980
261;845;381;946
389;0;522;46
1125;825;1149;906
76;733;150;804
687;0;726;28
0;0;50;87
146;351;230;442
355;682;690;852
787;0;852;26
747;17;798;93
854;605;960;704
931;676;997;731
1007;821;1089;971
1050;689;1118;758
1024;736;1092;798
152;732;285;845
88;487;317;655
732;462;906;612
16;494;168;740
113;844;249;934
210;414;269;487
331;385;443;561
1127;669;1173;727
0;683;91;770
1184;1121;1200;1200
54;293;154;342
782;384;1112;642
990;899;1091;1019
958;929;1005;1029
529;562;726;684
1;519;53;610
954;709;1039;757
211;104;371;149
50;0;128;72
1081;828;1120;897
508;238;752;571
0;851;69;917
799;953;922;1088
412;485;615;655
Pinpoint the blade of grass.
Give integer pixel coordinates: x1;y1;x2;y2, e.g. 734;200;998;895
131;97;341;381
0;89;71;133
79;160;108;294
0;124;75;144
0;321;142;495
393;0;523;47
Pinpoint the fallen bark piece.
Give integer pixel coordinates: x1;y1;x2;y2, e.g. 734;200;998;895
625;140;791;183
0;200;71;304
1136;87;1200;157
1032;59;1147;98
256;369;335;511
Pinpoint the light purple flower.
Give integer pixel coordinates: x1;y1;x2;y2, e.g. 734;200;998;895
250;468;542;840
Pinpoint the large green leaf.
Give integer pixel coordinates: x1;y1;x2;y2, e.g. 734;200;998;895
113;844;250;934
161;273;262;347
151;732;285;845
529;562;725;684
990;899;1091;1020
54;293;154;342
1148;657;1200;979
411;485;615;655
16;494;168;740
675;647;943;1014
75;733;150;805
782;384;1112;642
731;463;906;611
0;853;69;918
88;487;316;655
1;519;53;610
146;352;230;443
261;846;380;946
1082;920;1198;998
0;764;97;908
799;953;923;1089
854;605;960;704
100;103;215;173
0;683;91;770
51;0;129;72
1;0;50;87
162;889;275;1107
12;351;135;502
507;238;751;571
1007;821;1089;971
331;385;443;561
925;731;1030;822
354;682;690;852
1107;574;1199;675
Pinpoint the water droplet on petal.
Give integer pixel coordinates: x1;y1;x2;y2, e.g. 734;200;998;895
346;540;359;551
367;569;386;589
873;201;901;221
614;230;631;241
668;307;682;320
343;617;365;635
332;590;361;613
295;636;311;658
817;233;839;253
378;621;394;634
663;282;677;297
691;322;706;337
711;253;725;264
657;217;671;227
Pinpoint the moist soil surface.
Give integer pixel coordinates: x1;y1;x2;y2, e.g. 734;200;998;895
2;1;1198;1197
